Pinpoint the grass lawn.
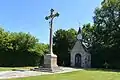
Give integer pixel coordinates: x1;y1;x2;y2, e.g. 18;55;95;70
7;69;120;80
0;67;36;71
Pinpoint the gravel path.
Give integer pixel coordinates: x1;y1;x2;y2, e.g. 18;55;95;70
0;67;82;79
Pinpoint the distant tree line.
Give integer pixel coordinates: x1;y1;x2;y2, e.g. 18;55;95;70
0;28;48;67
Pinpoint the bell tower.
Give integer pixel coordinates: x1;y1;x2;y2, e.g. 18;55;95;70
77;27;82;40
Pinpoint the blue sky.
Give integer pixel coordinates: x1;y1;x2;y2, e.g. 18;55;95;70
0;0;102;43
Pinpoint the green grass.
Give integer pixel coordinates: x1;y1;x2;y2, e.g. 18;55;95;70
7;69;120;80
0;67;36;71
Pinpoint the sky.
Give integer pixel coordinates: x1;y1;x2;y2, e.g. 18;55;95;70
0;0;102;44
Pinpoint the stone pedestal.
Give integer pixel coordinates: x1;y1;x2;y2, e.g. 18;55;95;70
44;54;58;68
38;53;61;72
30;53;62;72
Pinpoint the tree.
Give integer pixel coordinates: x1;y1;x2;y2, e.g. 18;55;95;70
0;27;48;67
91;0;120;68
53;28;77;66
82;23;95;48
0;28;11;51
9;32;38;52
94;0;120;48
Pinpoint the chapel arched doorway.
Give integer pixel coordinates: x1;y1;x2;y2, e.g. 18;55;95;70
75;54;81;67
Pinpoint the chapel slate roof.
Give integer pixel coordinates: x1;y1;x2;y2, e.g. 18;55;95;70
73;27;89;53
78;27;81;34
81;41;88;52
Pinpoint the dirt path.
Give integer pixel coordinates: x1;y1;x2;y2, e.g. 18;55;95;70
0;67;82;79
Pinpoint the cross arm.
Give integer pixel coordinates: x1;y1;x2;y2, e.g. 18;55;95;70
45;12;59;20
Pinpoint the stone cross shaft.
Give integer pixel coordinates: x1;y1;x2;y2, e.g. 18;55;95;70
45;9;59;55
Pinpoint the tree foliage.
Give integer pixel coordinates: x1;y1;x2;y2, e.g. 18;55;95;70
0;27;48;67
53;28;77;66
82;0;120;69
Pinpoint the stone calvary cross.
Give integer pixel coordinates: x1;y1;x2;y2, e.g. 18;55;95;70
42;9;60;72
45;9;59;55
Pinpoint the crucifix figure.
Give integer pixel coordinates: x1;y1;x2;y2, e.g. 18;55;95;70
45;9;59;55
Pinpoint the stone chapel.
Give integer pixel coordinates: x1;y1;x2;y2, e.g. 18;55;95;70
70;27;91;68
